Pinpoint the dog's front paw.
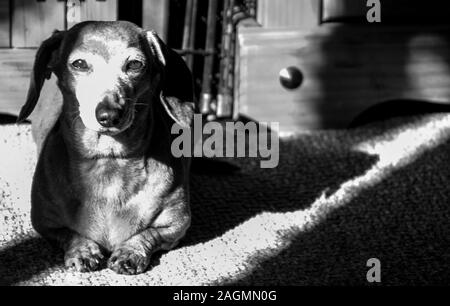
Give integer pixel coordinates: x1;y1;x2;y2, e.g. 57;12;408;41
107;247;150;275
64;240;104;272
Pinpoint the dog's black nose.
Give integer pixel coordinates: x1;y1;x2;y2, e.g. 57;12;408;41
95;104;122;128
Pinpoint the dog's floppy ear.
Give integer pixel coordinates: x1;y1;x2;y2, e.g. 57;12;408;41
17;30;65;123
146;31;195;128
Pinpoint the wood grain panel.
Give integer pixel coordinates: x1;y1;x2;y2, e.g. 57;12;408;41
0;49;61;118
142;0;169;39
0;49;34;115
67;0;118;29
236;25;450;131
0;0;10;47
322;0;450;23
82;0;117;20
257;0;320;29
12;0;65;48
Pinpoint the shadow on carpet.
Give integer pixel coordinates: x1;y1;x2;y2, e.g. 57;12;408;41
230;140;450;285
0;237;63;286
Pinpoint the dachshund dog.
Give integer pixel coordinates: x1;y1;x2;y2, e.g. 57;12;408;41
17;21;195;275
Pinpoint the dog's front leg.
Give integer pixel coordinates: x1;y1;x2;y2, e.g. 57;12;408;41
107;228;159;275
42;228;105;272
36;226;105;272
64;233;105;272
107;212;190;275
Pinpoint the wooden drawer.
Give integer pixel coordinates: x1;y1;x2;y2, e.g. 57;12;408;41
236;24;450;131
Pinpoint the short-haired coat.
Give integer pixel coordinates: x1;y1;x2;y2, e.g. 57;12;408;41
18;21;195;275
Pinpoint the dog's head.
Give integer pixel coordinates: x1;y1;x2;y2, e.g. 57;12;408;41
18;21;194;135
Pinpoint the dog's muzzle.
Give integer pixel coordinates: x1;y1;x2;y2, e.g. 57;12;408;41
95;103;124;128
93;90;134;132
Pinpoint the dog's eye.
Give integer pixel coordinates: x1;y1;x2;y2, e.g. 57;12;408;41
126;60;144;72
71;59;89;71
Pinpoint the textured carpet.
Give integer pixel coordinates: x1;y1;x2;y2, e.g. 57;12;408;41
1;114;450;286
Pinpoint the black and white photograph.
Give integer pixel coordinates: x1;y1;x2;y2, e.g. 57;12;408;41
0;0;449;292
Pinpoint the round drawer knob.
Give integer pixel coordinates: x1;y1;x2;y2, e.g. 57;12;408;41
279;66;303;90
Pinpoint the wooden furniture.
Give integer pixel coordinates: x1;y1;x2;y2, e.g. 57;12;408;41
0;49;36;116
0;0;10;47
236;0;450;132
142;0;169;40
322;0;450;23
11;0;117;48
236;25;450;131
257;0;320;30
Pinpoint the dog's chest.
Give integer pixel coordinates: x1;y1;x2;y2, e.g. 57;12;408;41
73;158;164;249
80;158;144;201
